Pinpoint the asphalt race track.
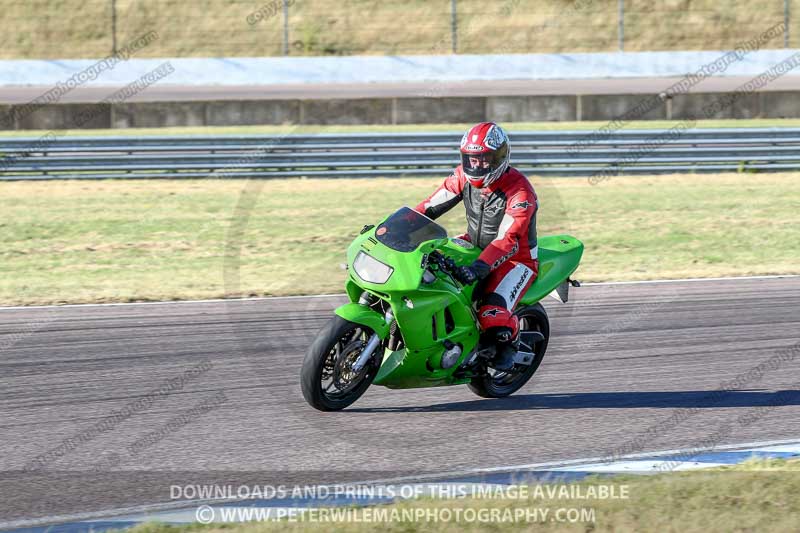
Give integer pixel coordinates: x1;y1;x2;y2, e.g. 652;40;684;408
2;276;800;525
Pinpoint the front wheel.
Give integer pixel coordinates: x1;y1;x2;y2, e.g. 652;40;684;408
301;316;382;411
468;303;550;399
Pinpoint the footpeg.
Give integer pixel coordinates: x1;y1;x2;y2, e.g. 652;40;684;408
513;350;535;365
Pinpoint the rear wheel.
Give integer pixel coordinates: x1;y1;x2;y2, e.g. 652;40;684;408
468;303;549;398
301;316;382;411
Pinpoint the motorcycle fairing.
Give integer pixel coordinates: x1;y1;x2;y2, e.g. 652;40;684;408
334;209;583;389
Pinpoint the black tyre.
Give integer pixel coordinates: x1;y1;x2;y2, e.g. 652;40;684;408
301;316;382;411
468;303;550;398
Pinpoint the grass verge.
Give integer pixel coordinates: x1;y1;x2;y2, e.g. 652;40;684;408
1;173;798;306
125;458;800;533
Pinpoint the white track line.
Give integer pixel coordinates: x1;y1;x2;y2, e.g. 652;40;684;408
0;293;345;311
0;274;798;312
3;437;799;530
582;274;800;286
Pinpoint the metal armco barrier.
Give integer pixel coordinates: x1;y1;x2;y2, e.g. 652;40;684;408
2;128;800;180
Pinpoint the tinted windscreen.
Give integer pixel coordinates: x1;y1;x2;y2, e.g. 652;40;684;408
374;207;447;252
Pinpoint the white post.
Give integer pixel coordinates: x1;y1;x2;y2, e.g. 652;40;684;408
451;0;458;53
283;0;290;56
785;0;790;48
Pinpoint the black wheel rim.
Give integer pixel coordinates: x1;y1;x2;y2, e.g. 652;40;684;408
320;326;373;401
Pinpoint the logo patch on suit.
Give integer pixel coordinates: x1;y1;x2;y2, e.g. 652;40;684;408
481;309;501;317
483;204;503;217
492;242;519;269
512;200;532;210
507;267;531;303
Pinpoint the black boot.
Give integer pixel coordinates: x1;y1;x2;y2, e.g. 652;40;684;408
491;327;519;371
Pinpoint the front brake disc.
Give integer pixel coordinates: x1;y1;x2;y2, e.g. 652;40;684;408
332;340;368;393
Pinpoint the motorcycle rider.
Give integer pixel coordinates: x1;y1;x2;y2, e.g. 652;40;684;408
414;122;538;371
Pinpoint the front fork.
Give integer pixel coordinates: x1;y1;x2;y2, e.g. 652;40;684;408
351;292;395;373
351;309;394;372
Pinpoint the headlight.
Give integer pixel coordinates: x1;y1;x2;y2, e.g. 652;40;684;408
353;251;394;284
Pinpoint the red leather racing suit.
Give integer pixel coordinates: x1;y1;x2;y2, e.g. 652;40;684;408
414;165;538;336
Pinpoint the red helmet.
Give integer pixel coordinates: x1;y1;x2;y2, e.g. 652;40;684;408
459;122;510;188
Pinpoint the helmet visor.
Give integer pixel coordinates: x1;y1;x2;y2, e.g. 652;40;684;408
461;151;501;177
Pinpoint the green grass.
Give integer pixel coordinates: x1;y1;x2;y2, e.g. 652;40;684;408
1;173;798;306
2;0;798;59
122;459;800;533
3;118;800;138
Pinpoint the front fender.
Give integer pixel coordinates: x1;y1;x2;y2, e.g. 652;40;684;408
334;303;391;339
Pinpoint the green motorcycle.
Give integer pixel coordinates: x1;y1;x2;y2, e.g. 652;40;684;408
301;207;583;411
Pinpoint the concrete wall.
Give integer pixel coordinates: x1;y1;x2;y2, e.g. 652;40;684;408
4;50;800;87
3;91;800;130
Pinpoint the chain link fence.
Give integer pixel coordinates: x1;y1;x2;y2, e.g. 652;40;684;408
0;0;796;59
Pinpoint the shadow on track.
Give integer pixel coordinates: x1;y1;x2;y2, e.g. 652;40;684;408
347;389;800;413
